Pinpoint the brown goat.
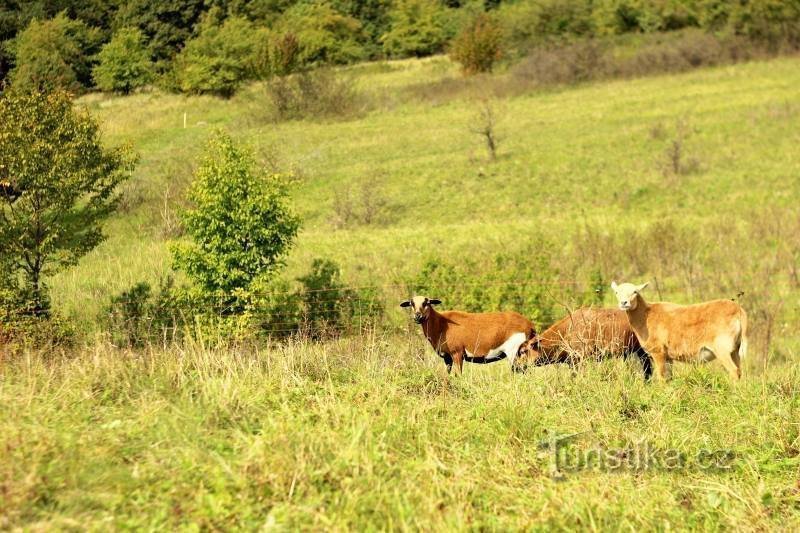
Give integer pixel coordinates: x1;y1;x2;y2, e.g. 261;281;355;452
400;295;536;374
514;307;652;379
611;281;747;381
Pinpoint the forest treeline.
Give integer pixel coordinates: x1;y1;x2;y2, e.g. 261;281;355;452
1;1;799;97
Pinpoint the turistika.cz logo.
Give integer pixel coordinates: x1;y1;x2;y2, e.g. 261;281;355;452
540;431;736;475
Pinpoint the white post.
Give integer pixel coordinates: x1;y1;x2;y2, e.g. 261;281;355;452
183;112;187;129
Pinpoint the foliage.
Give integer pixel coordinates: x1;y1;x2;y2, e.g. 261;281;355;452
252;31;301;78
171;131;300;310
0;90;134;317
172;15;263;97
296;258;383;338
105;277;184;347
331;0;393;58
381;0;451;58
275;2;367;66
407;244;563;328
727;0;800;49
450;12;504;74
10;12;101;92
93;27;154;94
113;0;206;63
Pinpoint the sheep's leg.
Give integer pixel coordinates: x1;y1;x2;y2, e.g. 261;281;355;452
634;347;653;381
452;351;464;376
651;350;670;381
713;340;741;381
441;353;453;374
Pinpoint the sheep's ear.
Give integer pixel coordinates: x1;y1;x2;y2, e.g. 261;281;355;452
636;282;649;293
399;300;411;308
610;281;618;291
428;299;441;306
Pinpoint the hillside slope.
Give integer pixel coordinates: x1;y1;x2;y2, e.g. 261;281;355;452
55;56;800;321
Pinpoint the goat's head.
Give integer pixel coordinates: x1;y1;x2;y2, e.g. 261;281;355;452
514;335;544;370
611;281;649;311
399;295;441;324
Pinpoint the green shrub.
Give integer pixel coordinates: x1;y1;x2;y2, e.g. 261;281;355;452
406;245;564;329
296;258;383;339
276;3;367;66
10;13;101;92
172;16;263;97
381;0;451;58
106;277;184;347
171;130;300;311
93;27;154;94
450;13;504;74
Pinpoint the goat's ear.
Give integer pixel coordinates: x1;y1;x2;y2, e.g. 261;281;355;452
636;282;649;293
399;300;411;308
610;281;618;291
428;299;441;306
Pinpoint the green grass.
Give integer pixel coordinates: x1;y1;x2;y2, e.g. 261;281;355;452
4;54;800;529
53;55;800;321
1;339;799;529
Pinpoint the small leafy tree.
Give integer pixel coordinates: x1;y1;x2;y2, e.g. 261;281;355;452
93;27;154;94
450;13;504;74
172;15;262;97
10;13;101;93
0;90;134;316
171;131;300;310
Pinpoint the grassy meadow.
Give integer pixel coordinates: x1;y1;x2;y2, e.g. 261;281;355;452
2;54;800;528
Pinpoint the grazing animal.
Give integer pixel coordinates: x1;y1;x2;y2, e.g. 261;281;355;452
514;307;652;380
610;281;747;381
400;296;536;374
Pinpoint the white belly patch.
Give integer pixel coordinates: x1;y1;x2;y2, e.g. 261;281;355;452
465;332;528;365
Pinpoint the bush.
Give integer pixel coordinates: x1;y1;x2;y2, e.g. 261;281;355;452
381;0;451;58
450;13;504;74
405;244;565;328
171;130;300;311
93;27;154;94
10;13;101;92
172;16;262;97
266;69;366;122
331;176;394;228
296;259;383;339
106;277;184;347
276;3;367;66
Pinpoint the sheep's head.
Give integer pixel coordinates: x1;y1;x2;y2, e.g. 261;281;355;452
611;281;649;311
513;336;544;370
399;295;441;324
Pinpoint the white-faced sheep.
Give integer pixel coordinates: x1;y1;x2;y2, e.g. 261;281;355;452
400;296;536;374
610;281;747;381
